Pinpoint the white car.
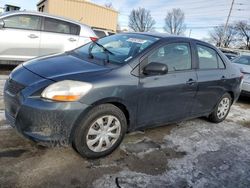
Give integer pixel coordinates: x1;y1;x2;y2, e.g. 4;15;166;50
0;11;97;64
232;55;250;96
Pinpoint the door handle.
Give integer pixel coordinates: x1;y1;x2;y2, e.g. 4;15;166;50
221;76;227;81
28;34;38;39
186;79;196;85
68;38;77;42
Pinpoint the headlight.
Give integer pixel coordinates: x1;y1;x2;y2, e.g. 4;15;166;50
41;80;92;102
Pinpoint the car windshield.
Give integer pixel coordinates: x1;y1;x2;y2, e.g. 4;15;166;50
233;56;250;65
74;34;159;64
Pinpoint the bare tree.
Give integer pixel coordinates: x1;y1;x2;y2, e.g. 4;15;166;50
128;7;156;32
235;21;250;50
164;8;186;35
209;25;237;47
104;2;113;8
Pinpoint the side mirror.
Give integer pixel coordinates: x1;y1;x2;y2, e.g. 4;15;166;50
0;20;4;29
143;62;168;76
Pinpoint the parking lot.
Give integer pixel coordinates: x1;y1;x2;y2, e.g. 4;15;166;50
0;67;249;188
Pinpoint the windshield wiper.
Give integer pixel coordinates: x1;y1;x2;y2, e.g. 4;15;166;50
88;40;115;64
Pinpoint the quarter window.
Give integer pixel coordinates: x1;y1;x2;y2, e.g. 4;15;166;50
3;15;41;30
43;18;80;35
218;55;225;68
147;43;192;72
197;45;225;69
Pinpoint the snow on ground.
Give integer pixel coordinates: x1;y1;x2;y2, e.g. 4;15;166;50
93;104;250;188
228;103;250;123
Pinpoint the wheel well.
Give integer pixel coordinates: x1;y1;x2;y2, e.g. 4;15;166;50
227;91;234;103
108;102;130;129
70;101;131;145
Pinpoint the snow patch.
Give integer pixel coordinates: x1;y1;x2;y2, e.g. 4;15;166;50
93;117;250;187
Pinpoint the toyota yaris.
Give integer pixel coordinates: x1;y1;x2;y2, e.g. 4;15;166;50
4;33;242;158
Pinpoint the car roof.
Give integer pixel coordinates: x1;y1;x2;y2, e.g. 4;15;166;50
124;32;214;47
0;11;90;28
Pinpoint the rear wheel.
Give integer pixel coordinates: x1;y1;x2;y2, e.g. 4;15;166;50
208;93;232;123
73;104;127;158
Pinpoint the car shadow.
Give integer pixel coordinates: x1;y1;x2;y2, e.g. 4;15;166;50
237;96;250;105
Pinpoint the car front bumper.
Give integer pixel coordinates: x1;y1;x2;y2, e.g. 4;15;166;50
4;85;89;146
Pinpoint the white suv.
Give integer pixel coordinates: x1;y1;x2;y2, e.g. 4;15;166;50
0;11;97;64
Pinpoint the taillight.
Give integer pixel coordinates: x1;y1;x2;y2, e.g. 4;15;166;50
240;73;244;80
90;37;98;42
239;68;244;80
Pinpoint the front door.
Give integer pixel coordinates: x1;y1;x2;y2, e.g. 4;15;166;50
137;42;198;127
0;14;41;61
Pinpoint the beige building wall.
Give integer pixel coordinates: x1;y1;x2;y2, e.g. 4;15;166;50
37;0;118;31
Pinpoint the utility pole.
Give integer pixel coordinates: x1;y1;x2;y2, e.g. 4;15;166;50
220;0;235;47
189;29;192;37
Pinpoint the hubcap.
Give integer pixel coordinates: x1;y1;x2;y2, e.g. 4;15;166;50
217;97;230;119
86;115;121;152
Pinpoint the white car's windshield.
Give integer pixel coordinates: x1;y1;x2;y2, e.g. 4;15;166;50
233;56;250;66
75;34;159;64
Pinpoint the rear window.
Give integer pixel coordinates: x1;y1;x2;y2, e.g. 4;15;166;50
108;32;115;36
43;17;80;35
94;30;107;38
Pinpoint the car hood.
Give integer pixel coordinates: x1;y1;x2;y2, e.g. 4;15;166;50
232;63;250;74
23;53;111;80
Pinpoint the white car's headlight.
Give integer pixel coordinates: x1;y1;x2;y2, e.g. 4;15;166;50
41;80;92;102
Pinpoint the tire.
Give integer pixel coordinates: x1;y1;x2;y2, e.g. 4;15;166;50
73;104;127;158
208;93;232;123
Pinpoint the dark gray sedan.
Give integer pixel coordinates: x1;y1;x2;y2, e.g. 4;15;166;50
4;33;242;158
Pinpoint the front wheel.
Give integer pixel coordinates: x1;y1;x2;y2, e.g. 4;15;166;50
73;104;127;158
208;93;232;123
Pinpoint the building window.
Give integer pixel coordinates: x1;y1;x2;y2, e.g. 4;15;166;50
39;5;44;12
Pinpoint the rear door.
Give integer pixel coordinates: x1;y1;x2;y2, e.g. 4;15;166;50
39;17;80;56
137;41;198;127
191;43;228;115
0;14;41;61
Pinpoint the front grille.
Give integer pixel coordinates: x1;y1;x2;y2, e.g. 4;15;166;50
5;79;25;95
4;79;25;119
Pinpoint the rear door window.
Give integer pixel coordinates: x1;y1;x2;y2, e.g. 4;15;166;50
43;17;80;35
197;45;225;69
3;15;41;30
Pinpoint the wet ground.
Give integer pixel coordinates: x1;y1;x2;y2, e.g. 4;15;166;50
0;68;250;188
